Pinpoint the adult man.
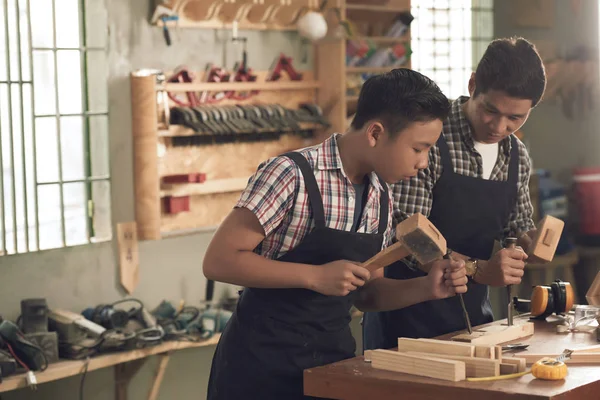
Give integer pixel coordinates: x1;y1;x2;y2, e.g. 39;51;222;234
363;37;547;349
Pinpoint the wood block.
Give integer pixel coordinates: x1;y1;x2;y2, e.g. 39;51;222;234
405;351;499;378
475;346;495;359
451;321;534;346
371;350;466;382
501;356;526;372
529;215;564;262
495;346;503;362
397;338;474;357
500;363;518;375
364;350;373;362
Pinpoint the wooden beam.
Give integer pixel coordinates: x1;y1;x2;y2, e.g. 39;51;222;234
115;359;147;400
371;350;466;382
405;351;499;378
522;352;600;365
501;356;527;372
452;321;534;345
474;346;495;359
147;353;171;400
397;338;475;357
500;363;518;375
160;80;320;92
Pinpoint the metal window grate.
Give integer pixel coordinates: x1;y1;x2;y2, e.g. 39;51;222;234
0;0;110;255
411;0;494;99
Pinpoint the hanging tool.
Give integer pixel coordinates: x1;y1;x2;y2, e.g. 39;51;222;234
445;250;473;334
266;53;303;81
504;237;518;326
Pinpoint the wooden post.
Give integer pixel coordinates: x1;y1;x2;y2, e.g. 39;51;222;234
115;359;147;400
315;0;346;139
147;353;171;400
131;72;161;240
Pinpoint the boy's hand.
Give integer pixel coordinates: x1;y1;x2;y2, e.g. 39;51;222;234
309;261;371;296
426;258;468;300
474;247;527;286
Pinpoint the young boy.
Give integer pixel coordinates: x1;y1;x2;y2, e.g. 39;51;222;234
203;68;467;400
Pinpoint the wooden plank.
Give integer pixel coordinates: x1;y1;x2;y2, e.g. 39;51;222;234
500;363;518;375
452;321;534;345
474;346;495;359
117;222;140;294
501;356;527;372
404;352;499;378
371;350;466;382
397;338;475;357
522;352;600;365
495;346;503;362
160;177;250;197
160;80;320;92
0;335;221;393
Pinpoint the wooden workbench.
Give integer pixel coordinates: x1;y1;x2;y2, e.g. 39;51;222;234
304;317;600;400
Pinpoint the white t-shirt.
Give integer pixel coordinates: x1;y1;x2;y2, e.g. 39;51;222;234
473;141;499;180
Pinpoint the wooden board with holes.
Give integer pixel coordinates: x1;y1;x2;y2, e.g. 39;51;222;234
451;321;534;346
371;350;466;382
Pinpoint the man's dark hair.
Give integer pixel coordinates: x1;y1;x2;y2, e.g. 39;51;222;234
350;68;450;138
474;37;546;107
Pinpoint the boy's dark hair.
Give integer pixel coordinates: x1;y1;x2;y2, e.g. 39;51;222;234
474;37;546;107
350;68;450;138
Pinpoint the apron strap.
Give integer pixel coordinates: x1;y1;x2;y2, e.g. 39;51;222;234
507;135;519;185
283;152;326;229
376;176;389;234
435;133;454;173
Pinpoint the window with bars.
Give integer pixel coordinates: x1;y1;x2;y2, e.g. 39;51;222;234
0;0;110;256
411;0;494;99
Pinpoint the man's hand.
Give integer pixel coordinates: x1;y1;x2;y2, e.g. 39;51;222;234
474;247;528;286
308;260;371;296
426;258;468;300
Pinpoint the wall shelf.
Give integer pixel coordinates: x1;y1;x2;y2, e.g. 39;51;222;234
130;69;326;239
346;4;409;12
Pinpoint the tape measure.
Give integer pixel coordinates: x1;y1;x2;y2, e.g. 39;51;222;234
531;350;572;380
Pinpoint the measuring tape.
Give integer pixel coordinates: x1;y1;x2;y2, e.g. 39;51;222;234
531;349;572;380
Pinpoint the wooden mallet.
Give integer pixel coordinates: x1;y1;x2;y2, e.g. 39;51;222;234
361;213;447;272
528;215;565;262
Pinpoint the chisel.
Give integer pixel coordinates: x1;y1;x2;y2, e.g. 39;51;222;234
445;250;472;334
504;237;518;326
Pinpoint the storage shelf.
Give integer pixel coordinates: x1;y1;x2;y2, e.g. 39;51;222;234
158;19;296;31
349;36;410;44
0;335;221;393
346;4;409;12
158;123;321;138
160;176;250;197
160;80;319;93
346;66;396;74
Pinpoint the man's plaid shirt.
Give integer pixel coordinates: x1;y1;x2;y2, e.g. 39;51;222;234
237;133;394;260
392;96;535;268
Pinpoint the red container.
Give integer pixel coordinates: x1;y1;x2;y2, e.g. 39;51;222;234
573;167;600;235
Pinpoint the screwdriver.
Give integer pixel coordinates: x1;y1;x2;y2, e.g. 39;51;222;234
445;250;472;334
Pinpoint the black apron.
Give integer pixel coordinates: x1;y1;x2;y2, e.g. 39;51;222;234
207;151;389;400
363;134;518;349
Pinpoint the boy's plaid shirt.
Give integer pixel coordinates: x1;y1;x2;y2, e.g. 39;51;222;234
392;97;535;269
236;133;393;260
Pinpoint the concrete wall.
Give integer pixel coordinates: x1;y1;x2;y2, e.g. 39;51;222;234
495;0;600;183
489;0;600;317
1;1;309;399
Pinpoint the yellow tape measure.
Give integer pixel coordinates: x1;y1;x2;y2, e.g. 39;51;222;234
531;350;572;380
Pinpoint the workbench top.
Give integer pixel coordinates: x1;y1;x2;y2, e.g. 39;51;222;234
304;316;600;400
